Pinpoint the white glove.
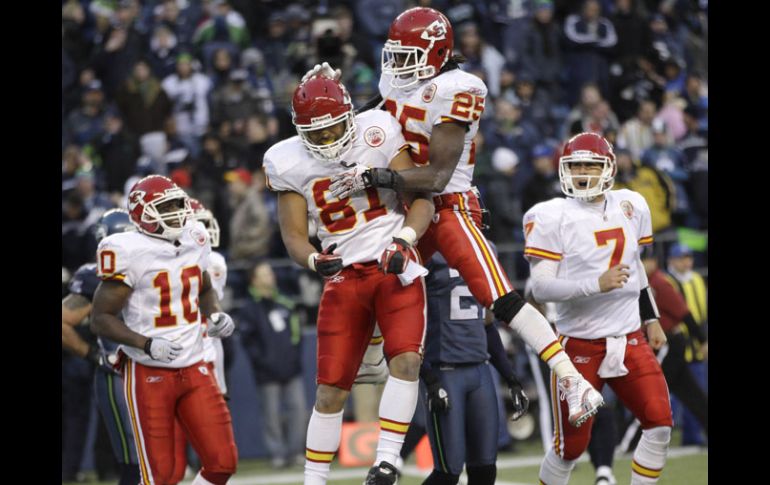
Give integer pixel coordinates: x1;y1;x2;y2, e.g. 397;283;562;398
329;164;370;199
208;312;235;338
144;337;183;363
301;62;342;83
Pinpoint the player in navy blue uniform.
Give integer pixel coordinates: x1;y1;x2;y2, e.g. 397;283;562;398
62;209;139;485
419;253;529;485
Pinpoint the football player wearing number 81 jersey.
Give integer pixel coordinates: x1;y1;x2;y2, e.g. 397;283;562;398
263;75;435;485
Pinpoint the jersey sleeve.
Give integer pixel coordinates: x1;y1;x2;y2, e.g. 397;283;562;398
523;202;564;262
430;74;488;126
382;113;409;164
263;149;298;193
633;192;654;246
68;264;100;302
96;236;140;287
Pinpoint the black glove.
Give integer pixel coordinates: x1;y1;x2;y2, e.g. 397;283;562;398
379;237;411;274
508;379;529;421
311;243;344;278
423;368;449;413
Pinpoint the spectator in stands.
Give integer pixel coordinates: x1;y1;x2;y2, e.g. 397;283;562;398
513;71;558;140
91;108;140;195
258;11;291;78
162;52;212;158
116;59;173;136
210;68;265;130
612;148;674;234
519;0;563;99
521;144;561;214
226;168;272;260
65;79;107;147
147;24;181;79
569;100;620;137
193;0;250;51
484;147;522;245
562;0;618;105
484;98;540;163
608;0;650;71
641;119;692;226
238;260;307;469
640;248;708;445
152;0;201;49
561;82;602;139
617;98;657;160
665;243;708;446
457;22;506;98
91;11;146;98
656;91;687;141
681;74;708;132
678;105;707;228
354;0;405;67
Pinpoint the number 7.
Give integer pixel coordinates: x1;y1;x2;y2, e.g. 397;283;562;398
594;228;625;268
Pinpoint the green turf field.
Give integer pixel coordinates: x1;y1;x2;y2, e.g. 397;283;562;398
64;445;706;484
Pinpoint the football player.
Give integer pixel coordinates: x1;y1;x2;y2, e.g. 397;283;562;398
314;6;603;429
263;75;435;485
523;132;672;485
91;175;238;485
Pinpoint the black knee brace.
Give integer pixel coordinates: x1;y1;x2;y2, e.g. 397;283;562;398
491;290;526;323
423;469;460;485
467;464;496;485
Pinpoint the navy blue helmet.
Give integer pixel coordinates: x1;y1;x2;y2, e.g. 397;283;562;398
94;209;134;243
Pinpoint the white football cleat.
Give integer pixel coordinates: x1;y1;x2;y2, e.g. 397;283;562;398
558;375;604;427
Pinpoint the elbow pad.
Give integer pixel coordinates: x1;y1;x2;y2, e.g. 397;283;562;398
639;286;660;322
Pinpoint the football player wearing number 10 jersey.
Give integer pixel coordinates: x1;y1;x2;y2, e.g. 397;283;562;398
263;75;435;485
325;6;603;435
90;175;238;485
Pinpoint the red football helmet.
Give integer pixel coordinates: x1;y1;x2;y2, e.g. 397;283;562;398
558;132;616;200
189;198;220;248
292;76;356;162
381;7;454;89
126;175;192;241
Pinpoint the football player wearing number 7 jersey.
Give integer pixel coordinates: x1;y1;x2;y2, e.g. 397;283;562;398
321;6;603;432
523;133;672;485
90;175;238;485
262;75;435;485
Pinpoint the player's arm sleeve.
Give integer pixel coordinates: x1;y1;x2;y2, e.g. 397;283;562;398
431;79;487;127
96;238;138;287
383;114;410;163
635;193;654;246
524;206;602;302
530;258;602;302
263;152;297;193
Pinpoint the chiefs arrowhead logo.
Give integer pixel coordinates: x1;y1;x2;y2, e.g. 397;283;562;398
421;20;447;41
128;190;145;211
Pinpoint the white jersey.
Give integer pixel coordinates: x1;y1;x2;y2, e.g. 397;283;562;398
264;110;409;265
96;221;211;368
379;69;487;194
522;189;654;339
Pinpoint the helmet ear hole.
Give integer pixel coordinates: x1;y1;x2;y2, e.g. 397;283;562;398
437;48;445;57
